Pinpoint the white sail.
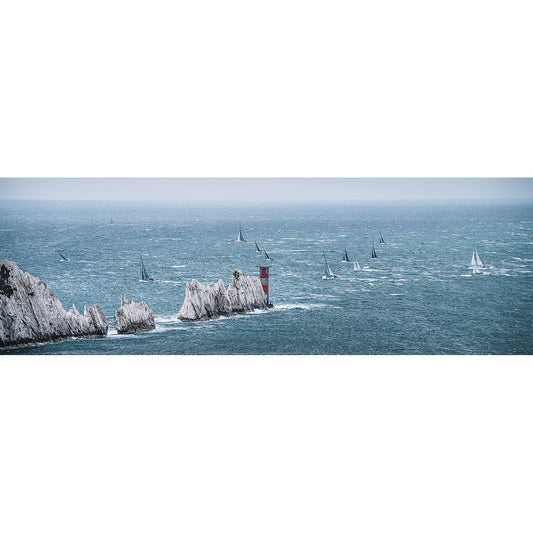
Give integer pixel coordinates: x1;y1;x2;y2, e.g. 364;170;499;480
353;256;361;271
470;248;483;268
470;249;483;274
475;249;483;267
322;252;337;278
236;223;247;242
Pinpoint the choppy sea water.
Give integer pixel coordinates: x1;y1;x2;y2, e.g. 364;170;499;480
1;200;532;355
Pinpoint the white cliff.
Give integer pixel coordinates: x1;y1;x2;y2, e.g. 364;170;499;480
178;269;267;322
177;279;232;322
227;269;267;313
115;296;155;334
0;260;108;349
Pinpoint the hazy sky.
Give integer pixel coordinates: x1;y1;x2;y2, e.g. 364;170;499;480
1;178;532;202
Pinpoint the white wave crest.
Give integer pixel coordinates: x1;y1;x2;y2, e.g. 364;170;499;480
274;303;328;310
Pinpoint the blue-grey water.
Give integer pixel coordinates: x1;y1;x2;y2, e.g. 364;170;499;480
1;200;532;355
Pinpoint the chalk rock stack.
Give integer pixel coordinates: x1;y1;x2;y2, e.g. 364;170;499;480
115;296;155;334
0;259;108;349
227;269;268;313
178;269;267;322
177;279;232;322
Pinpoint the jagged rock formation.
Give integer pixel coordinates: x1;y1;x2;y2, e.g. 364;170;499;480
115;296;155;334
0;259;108;349
227;269;268;313
178;269;268;322
177;279;231;322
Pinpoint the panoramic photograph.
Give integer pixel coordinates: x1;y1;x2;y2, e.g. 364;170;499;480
3;1;532;531
1;177;532;355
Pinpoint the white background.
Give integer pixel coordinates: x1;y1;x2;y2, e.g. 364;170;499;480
1;1;532;532
0;0;531;178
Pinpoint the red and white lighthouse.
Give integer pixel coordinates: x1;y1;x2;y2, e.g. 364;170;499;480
258;265;271;306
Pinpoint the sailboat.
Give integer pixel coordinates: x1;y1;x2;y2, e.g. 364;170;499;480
254;241;262;252
379;232;387;244
341;248;351;262
56;250;70;262
470;248;483;270
353;255;362;271
110;218;114;225
322;251;338;279
470;249;483;275
371;244;379;259
236;222;247;243
480;253;490;269
140;255;154;282
264;250;273;261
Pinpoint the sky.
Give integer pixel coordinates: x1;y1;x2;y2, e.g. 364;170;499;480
0;178;532;203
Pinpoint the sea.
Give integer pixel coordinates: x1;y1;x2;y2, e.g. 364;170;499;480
1;200;532;355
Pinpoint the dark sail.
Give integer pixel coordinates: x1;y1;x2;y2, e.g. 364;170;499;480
379;232;386;244
342;248;350;262
140;255;154;281
371;244;378;259
255;241;261;252
264;250;272;260
57;250;70;262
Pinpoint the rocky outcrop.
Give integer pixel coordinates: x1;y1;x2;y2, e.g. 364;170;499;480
115;296;155;334
227;269;268;313
178;269;268;322
0;260;108;349
177;279;231;321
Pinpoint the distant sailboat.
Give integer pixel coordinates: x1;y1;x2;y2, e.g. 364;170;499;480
110;218;114;225
264;250;273;261
322;251;338;279
254;241;262;252
470;248;483;270
56;250;70;262
342;248;351;262
371;244;378;259
140;255;154;282
353;255;362;271
379;232;387;244
470;249;483;275
236;223;247;243
480;253;490;269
